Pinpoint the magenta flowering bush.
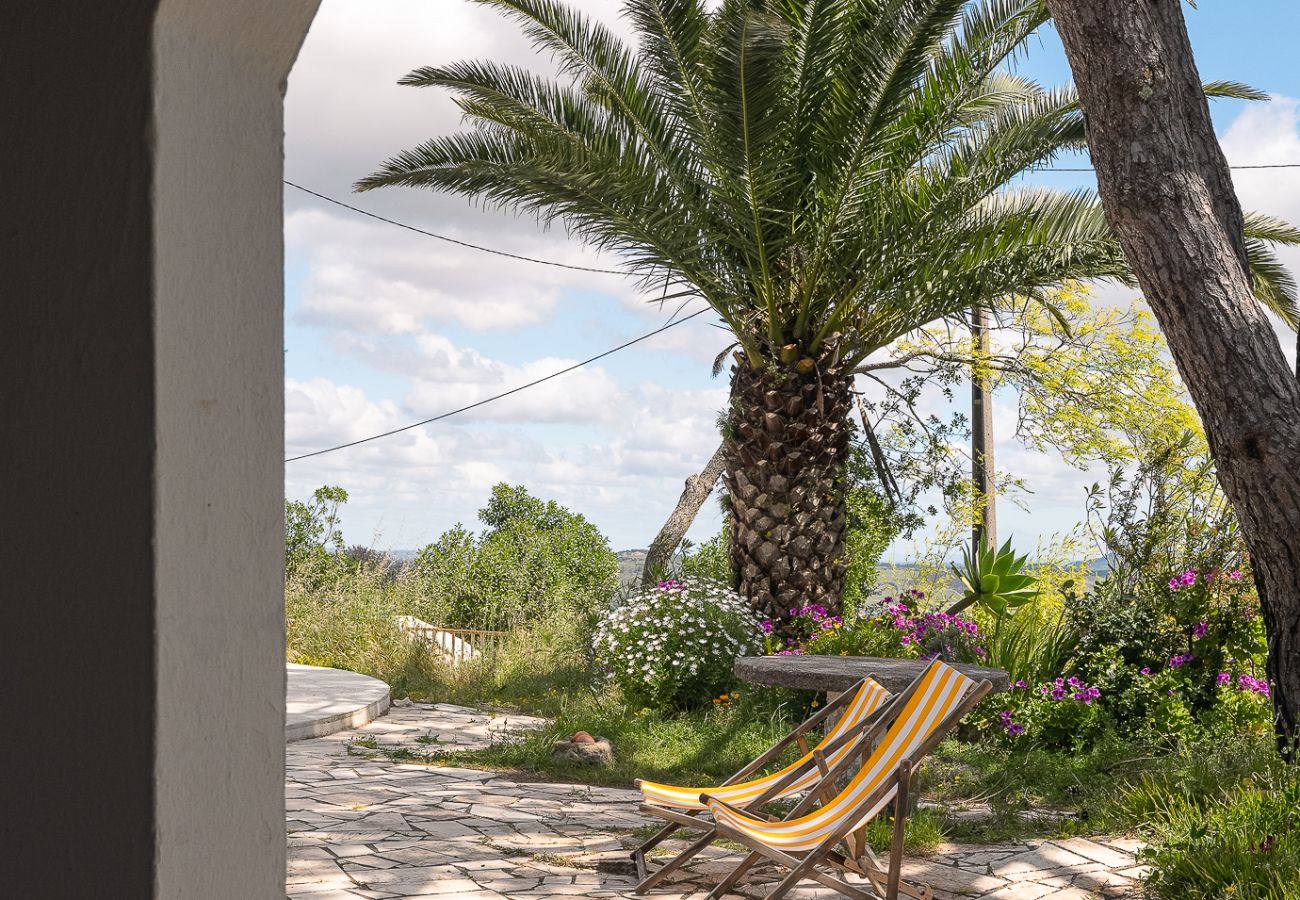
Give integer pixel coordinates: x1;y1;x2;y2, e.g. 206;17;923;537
993;676;1105;750
1069;556;1268;737
786;589;987;664
901;607;988;662
1223;672;1270;695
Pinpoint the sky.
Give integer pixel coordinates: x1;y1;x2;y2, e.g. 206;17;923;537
283;0;1300;558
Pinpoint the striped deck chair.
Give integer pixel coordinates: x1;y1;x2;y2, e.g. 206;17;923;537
701;659;992;900
631;676;893;893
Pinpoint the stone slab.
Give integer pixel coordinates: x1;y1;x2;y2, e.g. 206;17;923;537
734;655;1012;694
287;663;392;742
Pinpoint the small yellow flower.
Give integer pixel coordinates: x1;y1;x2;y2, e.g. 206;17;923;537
811;700;820;708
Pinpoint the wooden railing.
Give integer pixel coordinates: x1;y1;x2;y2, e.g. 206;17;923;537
394;616;510;665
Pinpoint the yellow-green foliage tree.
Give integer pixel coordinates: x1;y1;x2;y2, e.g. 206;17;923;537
862;282;1232;511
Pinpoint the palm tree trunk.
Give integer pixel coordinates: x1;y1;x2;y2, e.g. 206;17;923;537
971;305;996;552
724;349;852;634
1048;0;1300;754
641;442;727;587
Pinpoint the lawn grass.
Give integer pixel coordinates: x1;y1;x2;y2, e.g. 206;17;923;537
920;729;1283;843
288;570;1289;858
393;688;805;789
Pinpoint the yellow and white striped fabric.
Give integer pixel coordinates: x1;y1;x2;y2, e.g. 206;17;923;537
705;661;975;852
639;677;890;812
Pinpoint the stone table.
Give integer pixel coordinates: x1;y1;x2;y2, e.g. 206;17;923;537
734;655;1011;696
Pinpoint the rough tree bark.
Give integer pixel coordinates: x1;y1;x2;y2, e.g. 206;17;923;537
641;442;727;587
971;305;997;552
725;346;852;636
1047;0;1300;752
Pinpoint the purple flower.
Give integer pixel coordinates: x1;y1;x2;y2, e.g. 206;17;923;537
1192;621;1209;640
1013;679;1027;689
1141;667;1152;676
1169;653;1194;668
1238;674;1270;695
1229;569;1244;581
1217;672;1232;685
760;619;773;634
1051;687;1066;700
997;709;1025;736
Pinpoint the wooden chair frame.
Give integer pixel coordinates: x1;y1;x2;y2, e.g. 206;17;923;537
631;676;896;893
701;668;993;900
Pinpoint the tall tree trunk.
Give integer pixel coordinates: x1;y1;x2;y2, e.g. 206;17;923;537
1047;0;1300;753
725;349;852;634
641;442;727;587
971;305;997;552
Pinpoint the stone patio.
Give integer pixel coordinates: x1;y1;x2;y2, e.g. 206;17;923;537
286;701;1147;899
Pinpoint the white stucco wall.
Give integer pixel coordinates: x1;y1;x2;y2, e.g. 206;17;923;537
152;2;319;895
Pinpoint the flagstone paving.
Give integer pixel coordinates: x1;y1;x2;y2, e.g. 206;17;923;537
286;701;1146;899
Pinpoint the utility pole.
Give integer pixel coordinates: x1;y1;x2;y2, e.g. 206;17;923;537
971;305;996;552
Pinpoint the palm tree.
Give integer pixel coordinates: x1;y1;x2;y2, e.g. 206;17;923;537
358;0;1299;630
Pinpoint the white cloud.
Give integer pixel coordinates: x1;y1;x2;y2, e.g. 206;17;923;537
285;0;653;340
285;206;645;334
1221;95;1300;371
284;374;730;549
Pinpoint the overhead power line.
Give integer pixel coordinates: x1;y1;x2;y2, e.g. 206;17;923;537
1039;162;1300;172
284;180;627;275
287;163;1300;269
285;307;710;463
283;159;1299;461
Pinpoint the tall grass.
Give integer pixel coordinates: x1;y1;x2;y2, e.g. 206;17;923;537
976;597;1081;686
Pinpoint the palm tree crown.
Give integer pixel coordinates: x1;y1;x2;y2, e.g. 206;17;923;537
360;0;1298;623
359;0;1296;359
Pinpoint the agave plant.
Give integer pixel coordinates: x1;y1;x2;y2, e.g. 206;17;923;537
950;535;1038;616
358;0;1300;629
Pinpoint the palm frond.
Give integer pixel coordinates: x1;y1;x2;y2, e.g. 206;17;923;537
360;0;1297;368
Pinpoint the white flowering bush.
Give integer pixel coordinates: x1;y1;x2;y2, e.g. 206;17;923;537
592;578;766;710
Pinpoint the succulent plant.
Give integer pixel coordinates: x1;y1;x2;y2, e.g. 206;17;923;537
949;536;1038;616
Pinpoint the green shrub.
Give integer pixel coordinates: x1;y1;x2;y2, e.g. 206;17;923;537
680;528;732;585
413;483;619;631
992;677;1105;751
285;485;353;584
1136;768;1300;899
593;578;764;710
1069;564;1267;734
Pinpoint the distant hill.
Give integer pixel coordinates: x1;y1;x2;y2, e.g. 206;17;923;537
391;546;1109;594
617;549;648;586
